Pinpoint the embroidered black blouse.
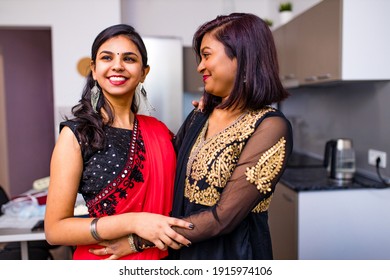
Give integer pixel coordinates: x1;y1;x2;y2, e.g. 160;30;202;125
60;120;145;217
170;107;293;259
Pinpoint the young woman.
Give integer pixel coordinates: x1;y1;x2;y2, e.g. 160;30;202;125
167;12;293;259
44;24;192;260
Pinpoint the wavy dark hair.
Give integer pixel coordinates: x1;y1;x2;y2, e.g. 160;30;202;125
193;13;289;112
68;24;149;158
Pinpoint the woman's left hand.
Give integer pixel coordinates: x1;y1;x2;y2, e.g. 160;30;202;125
192;95;205;112
89;236;135;260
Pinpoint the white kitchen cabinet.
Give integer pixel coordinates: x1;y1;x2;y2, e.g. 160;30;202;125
268;183;390;259
273;0;390;88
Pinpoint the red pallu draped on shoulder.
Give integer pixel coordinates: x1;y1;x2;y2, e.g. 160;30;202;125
73;115;176;260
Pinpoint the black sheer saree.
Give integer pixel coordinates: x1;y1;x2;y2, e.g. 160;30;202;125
170;107;293;260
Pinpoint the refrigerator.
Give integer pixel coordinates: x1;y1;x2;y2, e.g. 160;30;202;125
139;37;183;134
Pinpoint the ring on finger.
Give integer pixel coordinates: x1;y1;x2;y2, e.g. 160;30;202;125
104;247;108;255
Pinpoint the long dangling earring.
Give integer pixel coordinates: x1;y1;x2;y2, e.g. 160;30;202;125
135;82;155;115
91;81;101;113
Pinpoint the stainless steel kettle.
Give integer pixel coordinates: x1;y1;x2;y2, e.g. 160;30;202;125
323;139;356;185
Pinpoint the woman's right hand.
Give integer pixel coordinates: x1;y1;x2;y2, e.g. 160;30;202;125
89;236;135;260
133;212;193;250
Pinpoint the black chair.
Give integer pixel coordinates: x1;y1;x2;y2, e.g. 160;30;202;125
0;186;9;215
0;185;54;260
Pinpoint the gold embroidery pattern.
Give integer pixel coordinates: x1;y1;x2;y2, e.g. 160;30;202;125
185;107;275;206
251;195;273;213
206;142;244;188
184;177;221;206
245;137;286;194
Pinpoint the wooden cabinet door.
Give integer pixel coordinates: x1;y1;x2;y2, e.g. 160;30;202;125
268;183;299;259
273;0;342;87
295;0;342;85
274;24;300;88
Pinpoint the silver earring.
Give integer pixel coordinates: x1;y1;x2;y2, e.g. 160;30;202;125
91;81;100;113
136;82;155;115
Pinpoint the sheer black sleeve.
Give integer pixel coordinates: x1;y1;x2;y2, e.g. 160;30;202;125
173;115;293;242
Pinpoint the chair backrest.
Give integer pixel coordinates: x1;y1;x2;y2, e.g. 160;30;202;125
0;185;10;215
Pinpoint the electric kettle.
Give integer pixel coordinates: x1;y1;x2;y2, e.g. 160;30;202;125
323;139;356;185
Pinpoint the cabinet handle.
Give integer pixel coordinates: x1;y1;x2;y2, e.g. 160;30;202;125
317;73;331;80
284;73;296;80
280;74;296;80
282;193;294;203
304;76;317;82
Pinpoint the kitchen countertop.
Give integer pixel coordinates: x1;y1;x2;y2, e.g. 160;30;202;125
281;153;388;191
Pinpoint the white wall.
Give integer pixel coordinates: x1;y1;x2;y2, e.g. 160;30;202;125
122;0;269;46
121;0;321;46
0;0;121;135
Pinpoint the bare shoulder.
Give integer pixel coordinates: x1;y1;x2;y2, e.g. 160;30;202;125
54;126;81;154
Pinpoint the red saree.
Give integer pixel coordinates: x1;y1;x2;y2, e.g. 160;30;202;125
72;115;176;260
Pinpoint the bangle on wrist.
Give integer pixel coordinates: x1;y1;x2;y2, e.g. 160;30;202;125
128;233;141;252
90;218;104;242
133;234;155;251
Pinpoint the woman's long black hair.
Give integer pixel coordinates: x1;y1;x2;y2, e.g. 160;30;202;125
68;24;149;158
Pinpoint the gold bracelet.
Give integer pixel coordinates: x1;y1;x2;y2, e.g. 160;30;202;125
127;234;139;252
90;218;104;241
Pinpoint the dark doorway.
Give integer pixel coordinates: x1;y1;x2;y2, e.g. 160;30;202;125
0;27;54;197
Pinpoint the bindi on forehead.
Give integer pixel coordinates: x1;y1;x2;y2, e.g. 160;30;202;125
117;52;137;56
99;50;137;57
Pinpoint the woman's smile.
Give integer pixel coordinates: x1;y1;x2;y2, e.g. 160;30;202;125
108;75;128;86
91;35;149;98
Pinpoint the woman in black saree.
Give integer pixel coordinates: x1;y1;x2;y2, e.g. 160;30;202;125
167;12;293;259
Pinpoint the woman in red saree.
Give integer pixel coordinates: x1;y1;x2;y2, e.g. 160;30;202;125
44;24;192;260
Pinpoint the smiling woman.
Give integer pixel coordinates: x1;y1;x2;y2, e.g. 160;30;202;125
197;33;237;100
90;35;149;110
167;13;293;260
44;24;193;260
